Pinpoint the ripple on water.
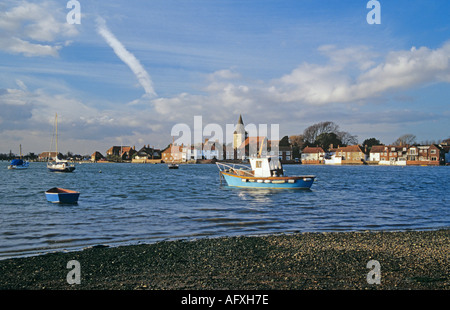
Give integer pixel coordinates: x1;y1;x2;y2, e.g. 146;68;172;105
0;162;449;259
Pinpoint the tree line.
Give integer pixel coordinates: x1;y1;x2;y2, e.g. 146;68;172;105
286;121;449;159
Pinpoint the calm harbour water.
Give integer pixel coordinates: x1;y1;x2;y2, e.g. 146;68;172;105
1;161;449;259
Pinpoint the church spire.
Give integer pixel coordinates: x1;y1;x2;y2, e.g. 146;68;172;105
237;114;244;125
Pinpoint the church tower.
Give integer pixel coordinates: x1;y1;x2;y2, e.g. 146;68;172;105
233;114;247;149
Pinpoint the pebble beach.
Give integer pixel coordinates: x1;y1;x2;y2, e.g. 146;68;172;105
0;230;448;290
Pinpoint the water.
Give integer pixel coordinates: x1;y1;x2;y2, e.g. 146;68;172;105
1;161;449;259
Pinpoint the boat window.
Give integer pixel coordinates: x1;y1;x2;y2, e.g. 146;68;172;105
256;160;262;168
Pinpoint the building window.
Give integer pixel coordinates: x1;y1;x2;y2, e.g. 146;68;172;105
431;149;436;154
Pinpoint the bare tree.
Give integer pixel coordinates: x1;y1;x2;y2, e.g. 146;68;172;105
289;135;305;148
337;131;358;145
303;121;357;146
303;121;340;143
393;134;416;146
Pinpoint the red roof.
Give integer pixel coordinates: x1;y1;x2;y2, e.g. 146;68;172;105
302;146;325;153
336;145;366;153
369;145;386;153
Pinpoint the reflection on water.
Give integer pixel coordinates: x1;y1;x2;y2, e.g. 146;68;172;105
0;162;449;259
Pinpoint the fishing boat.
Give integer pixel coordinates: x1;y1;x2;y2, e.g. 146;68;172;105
216;138;315;189
47;113;75;173
7;145;29;170
216;157;315;189
8;158;30;170
45;187;80;204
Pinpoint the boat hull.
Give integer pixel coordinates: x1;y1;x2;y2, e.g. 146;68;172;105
47;163;76;172
7;165;29;170
45;187;80;204
47;166;76;173
7;160;29;170
221;172;315;189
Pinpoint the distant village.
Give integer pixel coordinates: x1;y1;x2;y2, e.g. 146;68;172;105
2;115;449;166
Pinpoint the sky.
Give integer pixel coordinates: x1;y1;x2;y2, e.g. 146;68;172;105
0;0;449;155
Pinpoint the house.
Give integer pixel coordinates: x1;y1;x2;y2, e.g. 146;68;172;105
301;146;325;164
334;145;368;165
106;146;137;160
370;145;408;165
440;143;450;164
407;144;444;166
162;144;184;163
324;144;342;165
181;139;224;162
91;151;104;162
134;145;161;160
369;145;385;162
132;145;161;163
106;146;123;157
268;140;293;162
38;151;61;161
202;139;222;160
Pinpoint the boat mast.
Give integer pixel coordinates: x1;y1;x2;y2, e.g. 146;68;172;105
55;113;58;157
258;137;265;158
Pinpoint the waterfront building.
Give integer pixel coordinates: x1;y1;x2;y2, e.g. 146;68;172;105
370;145;408;165
90;151;104;162
407;144;444;166
301;146;325;164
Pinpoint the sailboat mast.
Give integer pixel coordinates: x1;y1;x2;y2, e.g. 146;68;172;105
55;113;58;156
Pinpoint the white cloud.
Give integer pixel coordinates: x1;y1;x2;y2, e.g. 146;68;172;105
0;1;78;57
96;17;157;98
272;42;450;105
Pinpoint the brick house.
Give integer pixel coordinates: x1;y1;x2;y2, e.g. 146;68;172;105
407;145;444;166
90;151;104;161
370;145;408;165
334;145;368;164
106;146;137;160
162;144;183;162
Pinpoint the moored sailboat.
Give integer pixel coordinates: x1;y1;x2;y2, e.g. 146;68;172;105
47;113;75;173
7;145;29;170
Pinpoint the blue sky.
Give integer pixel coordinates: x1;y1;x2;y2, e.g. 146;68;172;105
0;0;449;155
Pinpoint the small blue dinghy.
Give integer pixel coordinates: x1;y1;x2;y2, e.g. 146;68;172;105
45;187;80;204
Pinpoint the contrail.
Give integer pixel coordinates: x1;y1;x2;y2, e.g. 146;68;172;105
96;17;157;97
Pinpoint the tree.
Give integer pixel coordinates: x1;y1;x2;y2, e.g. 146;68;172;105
337;131;358;146
363;138;382;151
303;121;340;144
289;135;304;159
303;121;358;147
393;134;416;146
279;135;291;146
315;132;342;151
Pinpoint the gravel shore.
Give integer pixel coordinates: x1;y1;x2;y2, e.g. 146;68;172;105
0;230;448;290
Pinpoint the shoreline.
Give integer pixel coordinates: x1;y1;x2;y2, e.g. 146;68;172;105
0;230;448;290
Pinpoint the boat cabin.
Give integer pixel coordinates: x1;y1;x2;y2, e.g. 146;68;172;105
249;157;283;177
